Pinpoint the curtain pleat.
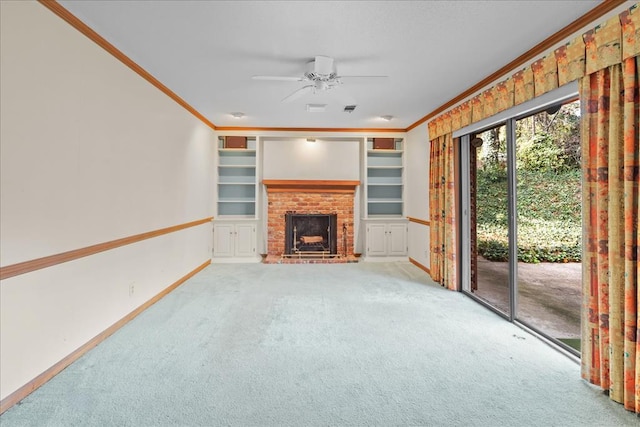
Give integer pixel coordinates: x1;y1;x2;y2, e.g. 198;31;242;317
429;137;443;284
471;95;484;123
532;55;559;97
621;6;640;60
495;78;514;113
584;15;622;75
429;134;457;290
580;55;639;413
623;55;640;413
556;37;586;86
513;67;535;106
459;101;472;128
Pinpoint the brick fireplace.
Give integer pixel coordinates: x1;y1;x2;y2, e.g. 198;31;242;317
263;180;359;263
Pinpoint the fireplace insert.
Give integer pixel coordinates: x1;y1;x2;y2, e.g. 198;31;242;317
284;212;337;255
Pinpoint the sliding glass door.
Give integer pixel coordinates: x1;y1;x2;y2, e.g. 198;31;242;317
467;124;511;317
513;101;582;352
461;99;582;355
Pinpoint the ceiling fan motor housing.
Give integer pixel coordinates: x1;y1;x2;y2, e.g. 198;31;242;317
305;56;337;81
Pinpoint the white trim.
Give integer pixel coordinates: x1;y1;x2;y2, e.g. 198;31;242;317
452;81;579;138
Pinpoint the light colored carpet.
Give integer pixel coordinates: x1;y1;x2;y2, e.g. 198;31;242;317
1;262;635;426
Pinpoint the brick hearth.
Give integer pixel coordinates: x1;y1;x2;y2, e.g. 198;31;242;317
263;180;359;263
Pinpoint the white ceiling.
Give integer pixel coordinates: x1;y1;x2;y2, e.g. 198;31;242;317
58;0;600;130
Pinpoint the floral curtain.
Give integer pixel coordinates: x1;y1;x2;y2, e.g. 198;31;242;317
429;133;457;290
580;55;639;413
424;2;639;413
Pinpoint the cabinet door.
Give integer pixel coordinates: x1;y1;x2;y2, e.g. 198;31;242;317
234;223;256;257
367;223;388;256
387;223;408;256
213;224;235;257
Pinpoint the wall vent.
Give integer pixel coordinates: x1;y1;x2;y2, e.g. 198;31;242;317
343;105;357;113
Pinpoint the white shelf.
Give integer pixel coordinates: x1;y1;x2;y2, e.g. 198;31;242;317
218;203;255;216
367;149;403;154
217;138;257;218
368;199;403;203
218;199;256;203
219;149;256;154
218;182;256;186
365;139;404;217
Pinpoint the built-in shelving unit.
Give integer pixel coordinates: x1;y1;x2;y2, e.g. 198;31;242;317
365;138;404;217
217;137;257;217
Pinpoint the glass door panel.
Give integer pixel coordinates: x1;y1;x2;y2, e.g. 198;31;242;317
514;101;582;353
469;125;511;317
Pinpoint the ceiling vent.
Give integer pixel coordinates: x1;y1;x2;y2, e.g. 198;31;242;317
306;104;326;113
344;105;357;113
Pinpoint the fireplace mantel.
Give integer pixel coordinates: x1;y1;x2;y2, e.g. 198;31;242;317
262;180;360;194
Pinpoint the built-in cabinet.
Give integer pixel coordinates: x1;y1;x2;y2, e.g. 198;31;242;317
217;137;257;217
364;219;408;258
365;138;404;217
212;221;259;261
361;138;407;260
214;137;261;262
212;135;408;261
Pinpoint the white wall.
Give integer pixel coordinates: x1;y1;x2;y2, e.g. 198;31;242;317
262;138;360;180
405;123;430;269
0;1;215;400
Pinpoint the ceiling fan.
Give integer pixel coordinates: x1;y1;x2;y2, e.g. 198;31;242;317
252;55;388;103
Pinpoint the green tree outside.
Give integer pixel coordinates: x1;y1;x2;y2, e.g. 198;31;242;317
476;101;581;263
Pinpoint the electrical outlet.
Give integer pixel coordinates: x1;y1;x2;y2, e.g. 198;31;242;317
129;283;135;297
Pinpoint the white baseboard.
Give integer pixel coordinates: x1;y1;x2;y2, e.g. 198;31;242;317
362;256;409;263
211;256;262;264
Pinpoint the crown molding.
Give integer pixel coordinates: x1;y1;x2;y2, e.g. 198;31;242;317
215;127;406;133
38;0;216;130
406;0;628;131
38;0;626;135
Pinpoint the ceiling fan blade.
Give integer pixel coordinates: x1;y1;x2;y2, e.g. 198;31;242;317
282;85;313;103
314;56;335;75
338;75;389;80
252;75;304;81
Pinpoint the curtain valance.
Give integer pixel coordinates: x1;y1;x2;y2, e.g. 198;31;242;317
428;3;639;139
